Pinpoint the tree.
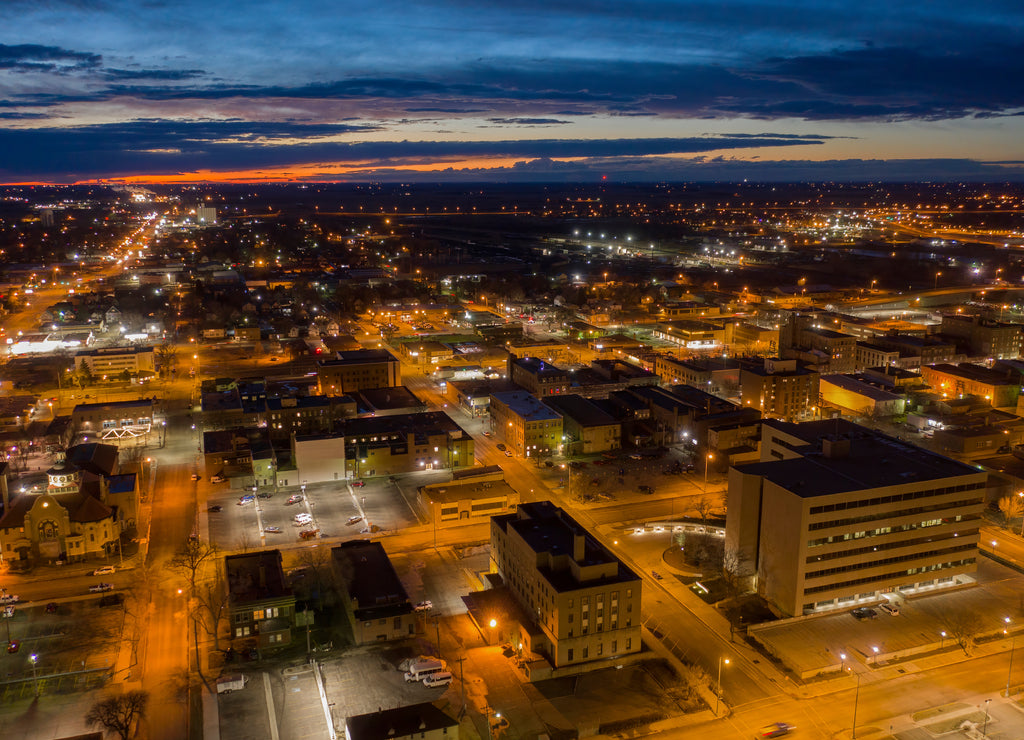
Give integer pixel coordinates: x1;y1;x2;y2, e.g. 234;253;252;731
693;497;716;526
195;575;231;652
154;343;177;379
85;690;149;740
938;610;978;656
998;495;1024;529
165;538;219;590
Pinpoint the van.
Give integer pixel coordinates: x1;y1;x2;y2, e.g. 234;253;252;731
294;513;312;523
216;674;249;694
422;671;453;688
404;659;445;682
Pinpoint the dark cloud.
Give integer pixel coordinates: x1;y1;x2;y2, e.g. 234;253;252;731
102;68;206;80
0;111;51;120
405;107;489;113
0;121;827;180
0;43;100;71
486;118;569;125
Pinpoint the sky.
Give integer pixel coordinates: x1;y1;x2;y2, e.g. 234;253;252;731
2;0;1023;183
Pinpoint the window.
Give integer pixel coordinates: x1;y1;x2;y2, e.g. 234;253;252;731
582;647;589;659
597;643;603;656
626;638;631;650
612;640;617;653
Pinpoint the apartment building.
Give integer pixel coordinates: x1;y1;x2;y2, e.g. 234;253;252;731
725;420;986;617
332;540;415;645
490;502;642;668
940;314;1021;360
739;358;819;422
488;391;563;458
225;550;296;648
317;349;401;395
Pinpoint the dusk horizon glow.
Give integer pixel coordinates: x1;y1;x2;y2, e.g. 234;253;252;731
3;0;1023;183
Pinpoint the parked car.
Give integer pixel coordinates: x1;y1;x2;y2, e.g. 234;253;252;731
92;566;116;576
257;491;273;499
879;602;900;616
0;594;19;605
422;671;453;688
190;474;201;481
264;526;282;533
211;475;226;484
638;485;654;495
351;480;365;487
286;494;303;505
299;529;319;540
495;443;506;451
851;607;878;620
346;516;363;526
504;450;513;457
208;505;223;512
6;640;19;654
482;431;492;437
237;495;255;505
45;602;58;614
88;583;114;593
759;722;793;737
414;600;433;612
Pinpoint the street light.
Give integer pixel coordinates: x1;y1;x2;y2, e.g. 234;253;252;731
849;668;862;739
715;656;730;715
704;453;714;493
839;652;846;672
1006;618;1017;697
29;652;39;696
940;631;947;650
982;698;991;737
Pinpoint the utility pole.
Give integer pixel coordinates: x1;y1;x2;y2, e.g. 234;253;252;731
453;655;467;717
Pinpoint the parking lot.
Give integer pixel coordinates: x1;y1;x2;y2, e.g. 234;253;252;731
749;558;1024;678
204;473;448;549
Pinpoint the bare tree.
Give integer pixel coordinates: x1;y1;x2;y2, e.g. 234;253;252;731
693;497;716;526
165;538;219;590
85;690;149;740
998;495;1024;529
938;610;978;656
154;343;177;379
233;530;256;553
295;545;341;609
194;574;231;652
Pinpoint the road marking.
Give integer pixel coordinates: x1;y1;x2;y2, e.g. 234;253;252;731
263;671;280;740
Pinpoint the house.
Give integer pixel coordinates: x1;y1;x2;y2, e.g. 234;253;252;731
346;703;459;740
332;540;416;645
225;550;296;649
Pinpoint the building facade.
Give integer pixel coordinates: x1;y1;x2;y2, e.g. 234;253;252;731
490;502;642;669
725;420;986;617
332;540;416;645
739;358;819;422
317;349;401;395
226;550;296;649
75;346;156;379
488;391;563;458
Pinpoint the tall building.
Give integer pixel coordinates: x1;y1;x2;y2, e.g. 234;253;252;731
725;420;986;617
739;358;819;422
940;314;1021;360
490;501;642;668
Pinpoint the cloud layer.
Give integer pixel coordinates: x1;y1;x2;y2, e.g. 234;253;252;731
0;0;1022;181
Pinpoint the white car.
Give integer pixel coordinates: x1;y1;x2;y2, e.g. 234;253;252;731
88;583;114;593
879;602;900;616
190;474;201;481
414;600;433;612
93;566;116;576
0;594;19;605
210;475;226;484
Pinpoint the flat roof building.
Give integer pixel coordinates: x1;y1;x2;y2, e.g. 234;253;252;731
317;349;401;396
489;391;563;458
725;420;987;617
490;501;642;669
332;540;415;645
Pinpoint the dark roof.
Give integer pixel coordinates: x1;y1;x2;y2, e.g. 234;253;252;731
354;386;425;411
72;398;154;413
333;540;412;619
0;491;113;529
225;550;292;604
542;394;617;427
339;410;464;439
346;703;458;740
66;442;119;477
107;473;137;494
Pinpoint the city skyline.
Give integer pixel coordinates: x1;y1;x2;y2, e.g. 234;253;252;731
2;0;1024;183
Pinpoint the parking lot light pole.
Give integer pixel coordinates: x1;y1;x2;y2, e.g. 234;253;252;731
982;698;991;737
29;653;39;697
850;669;861;739
703;453;714;493
1006;619;1017;697
715;656;729;715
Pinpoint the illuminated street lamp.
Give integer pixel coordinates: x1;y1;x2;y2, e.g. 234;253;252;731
703;453;714;492
715;656;730;715
29;652;39;696
849;668;862;739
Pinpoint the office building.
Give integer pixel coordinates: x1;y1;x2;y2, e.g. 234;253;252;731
725;420;986;617
739;358;819;422
488;391;563;458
